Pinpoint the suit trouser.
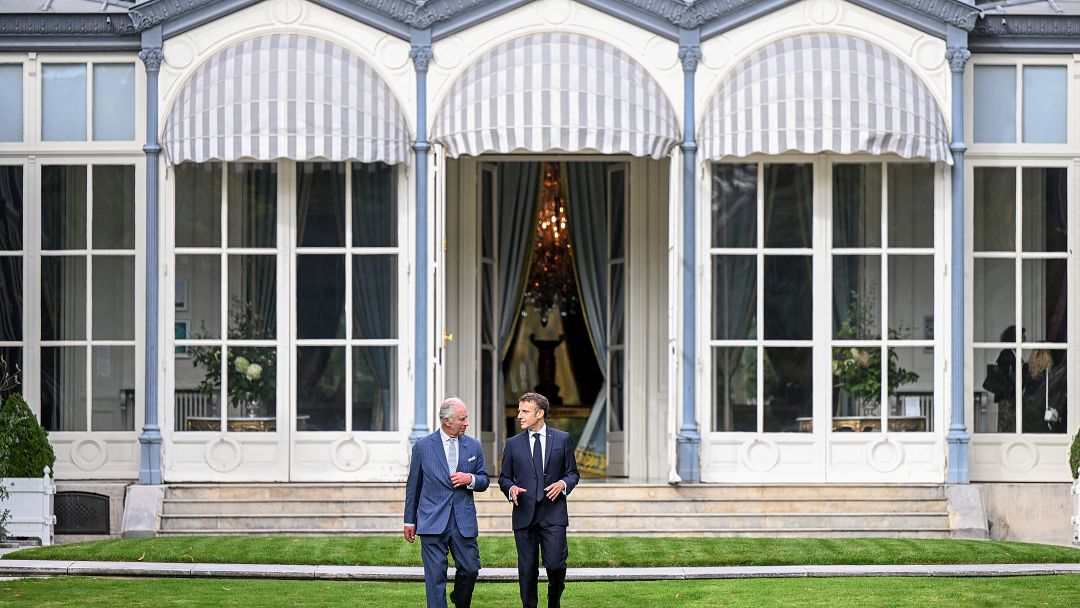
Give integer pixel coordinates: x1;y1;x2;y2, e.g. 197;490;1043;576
514;506;568;608
420;516;481;608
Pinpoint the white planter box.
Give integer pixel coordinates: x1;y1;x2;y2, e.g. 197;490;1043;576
0;467;56;546
1073;479;1080;546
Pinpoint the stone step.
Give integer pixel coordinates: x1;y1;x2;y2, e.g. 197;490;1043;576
157;528;952;538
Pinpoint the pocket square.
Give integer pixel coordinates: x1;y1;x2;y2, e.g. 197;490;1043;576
468;456;476;462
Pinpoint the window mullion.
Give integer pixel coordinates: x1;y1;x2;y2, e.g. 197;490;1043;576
756;162;765;433
219;162;229;427
85;162;94;430
345;161;354;432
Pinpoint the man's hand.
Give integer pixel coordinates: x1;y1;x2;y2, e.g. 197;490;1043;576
544;480;567;501
450;472;473;488
508;485;528;505
403;525;416;543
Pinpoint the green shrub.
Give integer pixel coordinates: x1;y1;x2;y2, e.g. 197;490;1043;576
0;393;56;479
1070;431;1080;480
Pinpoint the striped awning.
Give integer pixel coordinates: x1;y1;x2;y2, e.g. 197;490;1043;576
431;33;680;159
163;34;410;165
699;33;952;165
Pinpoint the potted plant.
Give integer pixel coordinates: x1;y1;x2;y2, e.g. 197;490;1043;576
1070;431;1080;545
0;356;57;546
188;300;277;419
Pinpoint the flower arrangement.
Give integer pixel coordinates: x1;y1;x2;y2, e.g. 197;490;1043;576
188;301;276;416
832;293;919;413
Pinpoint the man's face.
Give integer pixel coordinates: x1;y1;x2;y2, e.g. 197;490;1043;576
517;400;544;432
442;404;469;438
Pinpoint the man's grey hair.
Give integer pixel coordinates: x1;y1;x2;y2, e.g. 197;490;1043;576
439;397;465;423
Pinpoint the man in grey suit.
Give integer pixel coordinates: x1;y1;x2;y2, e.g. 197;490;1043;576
404;397;489;608
499;392;580;608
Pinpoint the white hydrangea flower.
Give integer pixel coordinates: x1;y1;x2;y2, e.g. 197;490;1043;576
234;356;250;373
245;363;262;381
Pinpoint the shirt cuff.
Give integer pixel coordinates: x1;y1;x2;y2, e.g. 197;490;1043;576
404;523;415;527
466;474;475;490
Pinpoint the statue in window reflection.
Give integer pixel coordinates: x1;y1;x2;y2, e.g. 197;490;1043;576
1022;348;1065;434
984;326;1025;433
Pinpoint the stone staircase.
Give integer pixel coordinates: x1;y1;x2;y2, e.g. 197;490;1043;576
158;483;953;538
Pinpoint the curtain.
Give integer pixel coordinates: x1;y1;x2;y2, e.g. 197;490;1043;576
497;163;541;355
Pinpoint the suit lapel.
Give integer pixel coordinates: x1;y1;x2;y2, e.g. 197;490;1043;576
431;432;452;485
543;429;555;473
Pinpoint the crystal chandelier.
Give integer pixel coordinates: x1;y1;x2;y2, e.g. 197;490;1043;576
522;163;577;326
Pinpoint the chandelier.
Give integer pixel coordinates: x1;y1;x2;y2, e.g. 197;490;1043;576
522;163;577;326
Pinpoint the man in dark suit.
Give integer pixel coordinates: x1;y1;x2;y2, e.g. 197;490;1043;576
404;397;489;608
499;392;580;608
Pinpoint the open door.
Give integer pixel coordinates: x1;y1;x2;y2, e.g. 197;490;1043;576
606;164;628;477
433;147;447;432
478;162;500;469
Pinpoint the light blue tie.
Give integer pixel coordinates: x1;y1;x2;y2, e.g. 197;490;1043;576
448;438;458;473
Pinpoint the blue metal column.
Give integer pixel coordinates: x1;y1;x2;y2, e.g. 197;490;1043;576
409;29;433;444
138;27;164;484
677;28;702;483
945;29;971;484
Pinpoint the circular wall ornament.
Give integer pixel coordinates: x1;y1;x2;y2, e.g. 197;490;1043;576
434;37;464;71
915;38;946;72
205;437;242;473
71;439;108;471
1001;440;1038;473
271;0;304;25
541;0;572;25
165;38;196;70
867;437;903;473
740;438;780;472
806;0;841;25
331;436;369;472
646;36;679;71
380;40;411;71
701;36;731;71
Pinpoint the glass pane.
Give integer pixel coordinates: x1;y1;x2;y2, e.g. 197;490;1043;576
0;64;22;142
481;264;493;345
297;162;345;248
42;256;86;341
352;255;397;340
91;345;135;431
177;346;221;431
93;64;135;141
92;256;135;340
973;65;1016;144
975;348;1012;433
175;163;222;248
764;347;811;432
1022;168;1067;253
0;166;21;250
974;258;1015;343
353;163;397;248
609;262;625;345
764;256;811;340
1020;349;1066;434
228;255;276;339
92;165;135;249
833;346;882;421
833;255;881;339
0;257;21;341
712;164;757;248
0;346;21;394
888;347;932;432
711;255;756;340
297;255;345;339
297;346;345;432
228;163;277;248
353;345;396;432
713;346;756;432
764;164;812;248
888;163;934;248
1022;66;1066;144
42;64;87;141
176;255;221;338
833;164;881;249
481;349;493;433
42;165;87;250
225;346;276;427
608;349;624;432
481;169;493;258
1022;258;1067;344
41;346;87;431
610;170;625;258
888;255;933;340
974;167;1015;252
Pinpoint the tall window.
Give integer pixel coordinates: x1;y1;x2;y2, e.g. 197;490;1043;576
41;62;136;142
973;166;1068;434
0;165;23;384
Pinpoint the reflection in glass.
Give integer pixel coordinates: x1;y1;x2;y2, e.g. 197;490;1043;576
481;265;493;345
1020;349;1067;434
833;346;881;420
713;347;756;432
42;256;86;341
888;347;932;432
225;346;276;424
92;64;136;141
176;255;221;338
764;164;812;248
974;348;1010;433
712;164;757;248
42;64;86;141
297;346;345;431
833;164;881;248
888;255;933;338
1022;168;1067;253
352;255;396;340
1022;258;1067;344
92;256;135;340
92;165;135;249
297;255;345;339
353;346;396;431
973;258;1015;343
297;162;345;248
764;256;811;340
228;163;277;248
1022;66;1067;144
608;349;624;432
609;262;625;345
888;163;934;248
974;167;1015;251
0;257;21;341
91;345;135;431
763;347;811;432
610;170;625;258
0;166;23;250
0;64;22;142
228;255;276;339
833;255;881;339
175;163;222;248
712;255;756;340
481;349;493;433
41;346;87;431
973;65;1016;143
42;165;87;250
481;170;493;259
175;346;220;431
353;163;397;248
0;347;20;387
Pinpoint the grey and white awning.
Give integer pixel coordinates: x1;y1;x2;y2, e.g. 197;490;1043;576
699;33;952;165
163;34;410;165
432;32;681;159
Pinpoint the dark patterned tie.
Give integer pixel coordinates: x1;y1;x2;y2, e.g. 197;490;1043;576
532;432;543;497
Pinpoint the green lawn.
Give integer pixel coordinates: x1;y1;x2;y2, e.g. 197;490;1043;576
2;576;1080;607
6;536;1080;567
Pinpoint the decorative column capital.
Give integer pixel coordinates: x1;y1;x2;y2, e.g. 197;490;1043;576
139;47;164;73
945;47;971;74
410;45;433;72
679;45;702;72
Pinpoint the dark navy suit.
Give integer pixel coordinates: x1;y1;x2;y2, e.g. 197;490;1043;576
498;426;579;608
404;430;489;608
